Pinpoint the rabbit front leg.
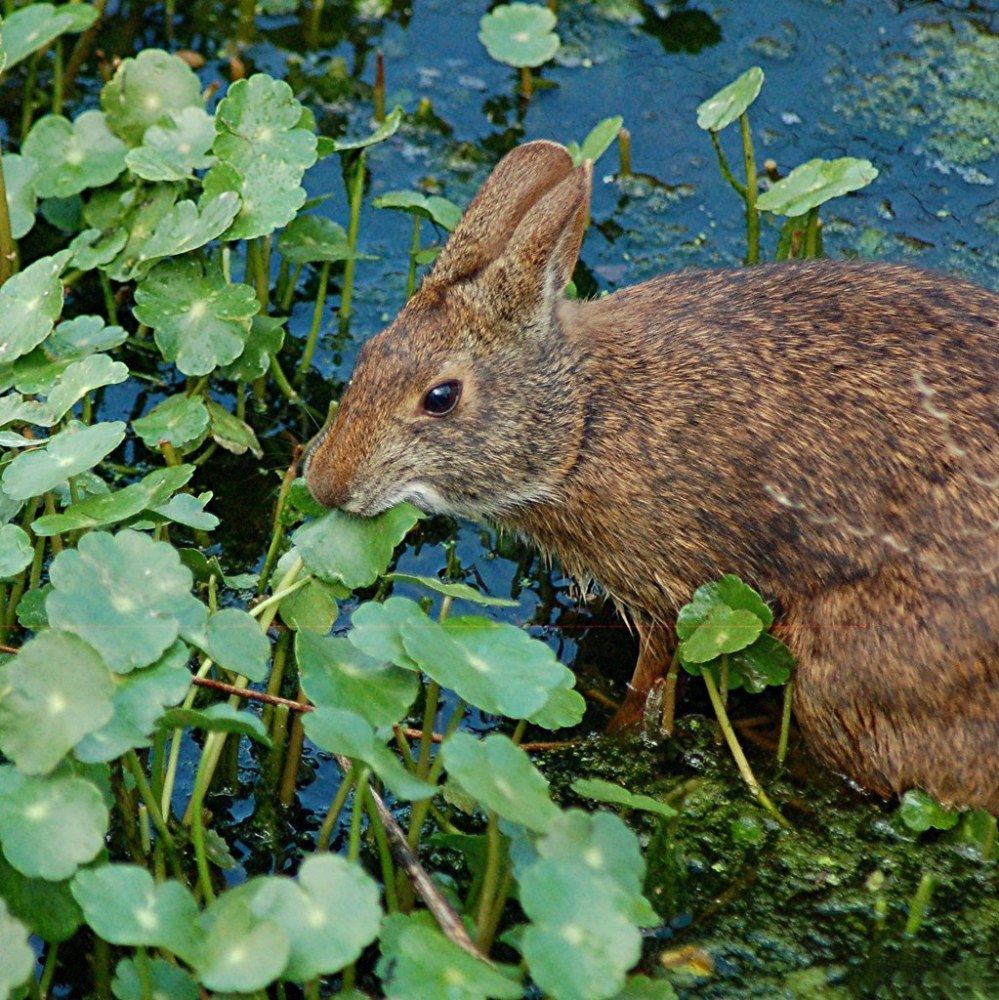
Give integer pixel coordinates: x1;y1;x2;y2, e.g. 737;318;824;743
607;621;674;731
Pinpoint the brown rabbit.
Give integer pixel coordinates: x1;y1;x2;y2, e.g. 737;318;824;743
306;140;999;813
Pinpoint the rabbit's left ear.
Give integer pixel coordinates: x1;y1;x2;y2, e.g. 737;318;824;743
484;160;592;324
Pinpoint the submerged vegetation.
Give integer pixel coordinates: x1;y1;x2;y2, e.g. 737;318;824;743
0;2;996;999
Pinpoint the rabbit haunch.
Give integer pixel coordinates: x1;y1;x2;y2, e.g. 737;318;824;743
306;139;999;812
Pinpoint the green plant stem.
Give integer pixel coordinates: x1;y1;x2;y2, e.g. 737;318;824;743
347;769;370;862
804;206;821;258
63;0;108;94
298;259;331;376
38;942;60;998
99;270;118;325
739;112;760;264
279;691;307;808
190;752;218;903
904;871;935;936
305;0;324;50
258;460;299;595
406;214;421;299
414;680;441;784
279;262;303;312
93;936;112;1000
700;669;791;829
0;133;15;287
709;130;747;198
20;52;40;142
660;651;681;736
52;38;65;115
339;151;365;332
777;679;794;765
367;789;399;912
316;765;358;851
124;750;185;881
476;811;503;949
263;629;292;729
268;351;302;405
519;66;533;100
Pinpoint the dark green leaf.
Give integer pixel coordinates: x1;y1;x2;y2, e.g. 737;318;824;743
571;778;677;819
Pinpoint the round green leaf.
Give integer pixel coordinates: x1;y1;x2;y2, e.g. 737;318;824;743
678;604;763;664
205;399;263;458
204;74;318;240
125;106;217;181
159;703;270;747
72;864;201;958
0;770;108;880
0;852;83;943
757;157;879;217
574;116;625;165
277;216;362;264
278;576;342;633
303;706;433;801
100;49;204;146
297;630;418;727
200;607;270;682
696;66;764;132
442;732;559;831
218;314;285;382
0;251;69;366
195;893;290;993
725;632;794;693
0;898;35;996
372;191;463;230
676;574;773;640
15;354;129;427
528;680;586;730
479;3;560;68
401;615;568;720
112;957;199;1000
250;854;382;981
521;861;642;1000
74;641;192;763
0;3;99;70
1;421;126;500
0;524;32;580
47;315;128;359
23;112;127;197
348;596;425;670
0;631;114;774
898;789;961;833
148;490;218;531
385;572;518;607
132;393;210;452
133;257;259;376
293;504;421;590
3;153;39;239
32;465;196;537
379;913;523;1000
47;529;206;673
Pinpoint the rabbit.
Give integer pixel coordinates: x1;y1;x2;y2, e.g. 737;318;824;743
305;139;999;813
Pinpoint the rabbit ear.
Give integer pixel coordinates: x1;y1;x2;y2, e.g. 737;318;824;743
482;157;592;322
426;140;576;287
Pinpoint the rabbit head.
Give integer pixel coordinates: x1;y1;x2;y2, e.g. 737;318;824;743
305;140;592;522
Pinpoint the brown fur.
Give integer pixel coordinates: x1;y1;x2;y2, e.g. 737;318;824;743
306;140;999;812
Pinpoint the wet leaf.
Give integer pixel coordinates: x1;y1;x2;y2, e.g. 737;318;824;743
678;604;762;664
160;703;270;747
3;153;39;239
520;861;642;1000
218;314;285;381
71;864;200;959
277;216;365;264
0;524;32;580
331;106;403;151
13;354;129;427
0;898;35;996
0;853;83;942
132;393;210;452
100;49;204;146
1;420;125;501
204;74;318;239
194;893;289;993
385;572;518;607
134;257;259;376
0;251;69;366
0;3;99;70
112;958;199;1000
47;529;207;673
379;913;523;1000
293;504;421;590
0;768;108;880
898;789;961;833
571;778;677;819
250;854;382;981
724;632;794;693
68;227;129;271
567;116;624;166
528;681;586;730
122;192;241;278
479;3;560;68
149;491;218;531
198;607;270;682
372;191;462;230
23;112;127;197
297;630;418;728
32;466;195;536
348;596;424;671
206;399;262;457
46;314;128;358
757;157;878;216
278;576;342;633
303;706;433;800
0;631;114;774
696;66;764;132
442;732;559;831
402;615;567;719
125;106;217;181
676;574;773;638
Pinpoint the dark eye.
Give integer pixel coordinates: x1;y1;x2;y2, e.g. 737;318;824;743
422;380;462;417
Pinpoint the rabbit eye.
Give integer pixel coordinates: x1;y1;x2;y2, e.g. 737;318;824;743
422;380;461;417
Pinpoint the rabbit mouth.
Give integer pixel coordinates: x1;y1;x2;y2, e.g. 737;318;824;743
343;481;452;518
